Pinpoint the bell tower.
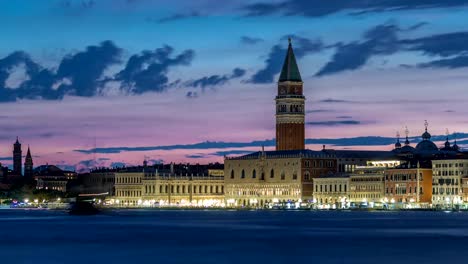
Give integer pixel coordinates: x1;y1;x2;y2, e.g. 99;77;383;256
276;38;305;151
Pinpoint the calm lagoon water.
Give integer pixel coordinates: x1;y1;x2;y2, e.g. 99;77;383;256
1;209;468;264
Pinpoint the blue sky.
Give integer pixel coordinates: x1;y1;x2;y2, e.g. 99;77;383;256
1;0;468;171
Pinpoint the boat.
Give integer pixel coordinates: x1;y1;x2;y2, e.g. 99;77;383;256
69;201;100;215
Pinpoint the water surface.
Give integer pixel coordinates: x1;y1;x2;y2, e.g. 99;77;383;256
1;209;468;264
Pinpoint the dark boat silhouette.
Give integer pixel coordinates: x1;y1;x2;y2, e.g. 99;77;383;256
69;201;100;215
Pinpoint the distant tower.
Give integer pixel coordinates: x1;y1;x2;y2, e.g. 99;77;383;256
24;146;33;178
276;38;305;151
13;137;22;176
394;131;402;149
404;126;411;146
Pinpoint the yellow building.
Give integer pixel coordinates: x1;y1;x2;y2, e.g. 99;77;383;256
349;167;386;207
313;175;349;209
224;149;337;208
113;169;224;207
431;159;468;207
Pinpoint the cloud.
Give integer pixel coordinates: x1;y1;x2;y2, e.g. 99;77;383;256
155;12;201;23
186;91;199;98
418;55;468;69
185;68;246;89
316;23;400;76
115;45;194;94
0;157;11;161
110;162;127;168
306;109;335;113
307;120;369;126
336;116;353;119
68;132;468;155
59;0;96;9
185;154;206;159
319;98;354;103
402;32;468;57
0;42;196;102
74;139;277;154
56;40;122;97
317;25;468;76
211;150;253;157
241;36;264;45
242;0;468;17
0;41;122;101
250;35;323;83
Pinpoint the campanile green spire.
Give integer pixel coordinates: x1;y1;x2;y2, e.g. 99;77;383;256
279;38;302;82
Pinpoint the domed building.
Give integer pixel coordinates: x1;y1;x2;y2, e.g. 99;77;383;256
415;126;439;155
394;121;461;159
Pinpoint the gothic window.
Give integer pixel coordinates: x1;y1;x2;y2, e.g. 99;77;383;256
281;172;285;180
305;161;310;167
252;169;256;179
231;170;235;179
241;170;245;179
261;172;265;180
270;169;274;178
304;171;310;181
293;172;297;180
319;161;323;167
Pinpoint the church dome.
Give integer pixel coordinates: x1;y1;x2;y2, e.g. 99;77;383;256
422;130;431;140
400;145;415;153
415;140;438;152
395;141;401;148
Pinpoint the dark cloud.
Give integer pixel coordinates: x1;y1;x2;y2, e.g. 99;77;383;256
317;25;468;76
211;150;253;157
445;110;456;113
155;12;201;23
402;32;468;57
250;35;323;83
242;0;468;17
418;55;468;69
0;41;121;101
316;23;400;76
115;45;194;94
185;68;246;89
110;162;127;168
74;139;277;154
320;99;354;103
186;91;199;98
0;42;194;102
241;36;264;45
407;22;428;31
72;132;468;154
55;40;122;97
0;157;11;161
336;116;353;119
185;154;206;159
306;109;335;113
307;120;368;126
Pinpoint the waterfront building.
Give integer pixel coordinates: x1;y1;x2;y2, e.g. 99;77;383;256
224;149;336;207
113;166;224;207
34;165;77;192
322;148;400;173
462;177;468;205
83;169;116;196
431;159;468;207
393;122;461;160
349;167;386;206
384;161;433;206
312;174;349;208
12;137;22;176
